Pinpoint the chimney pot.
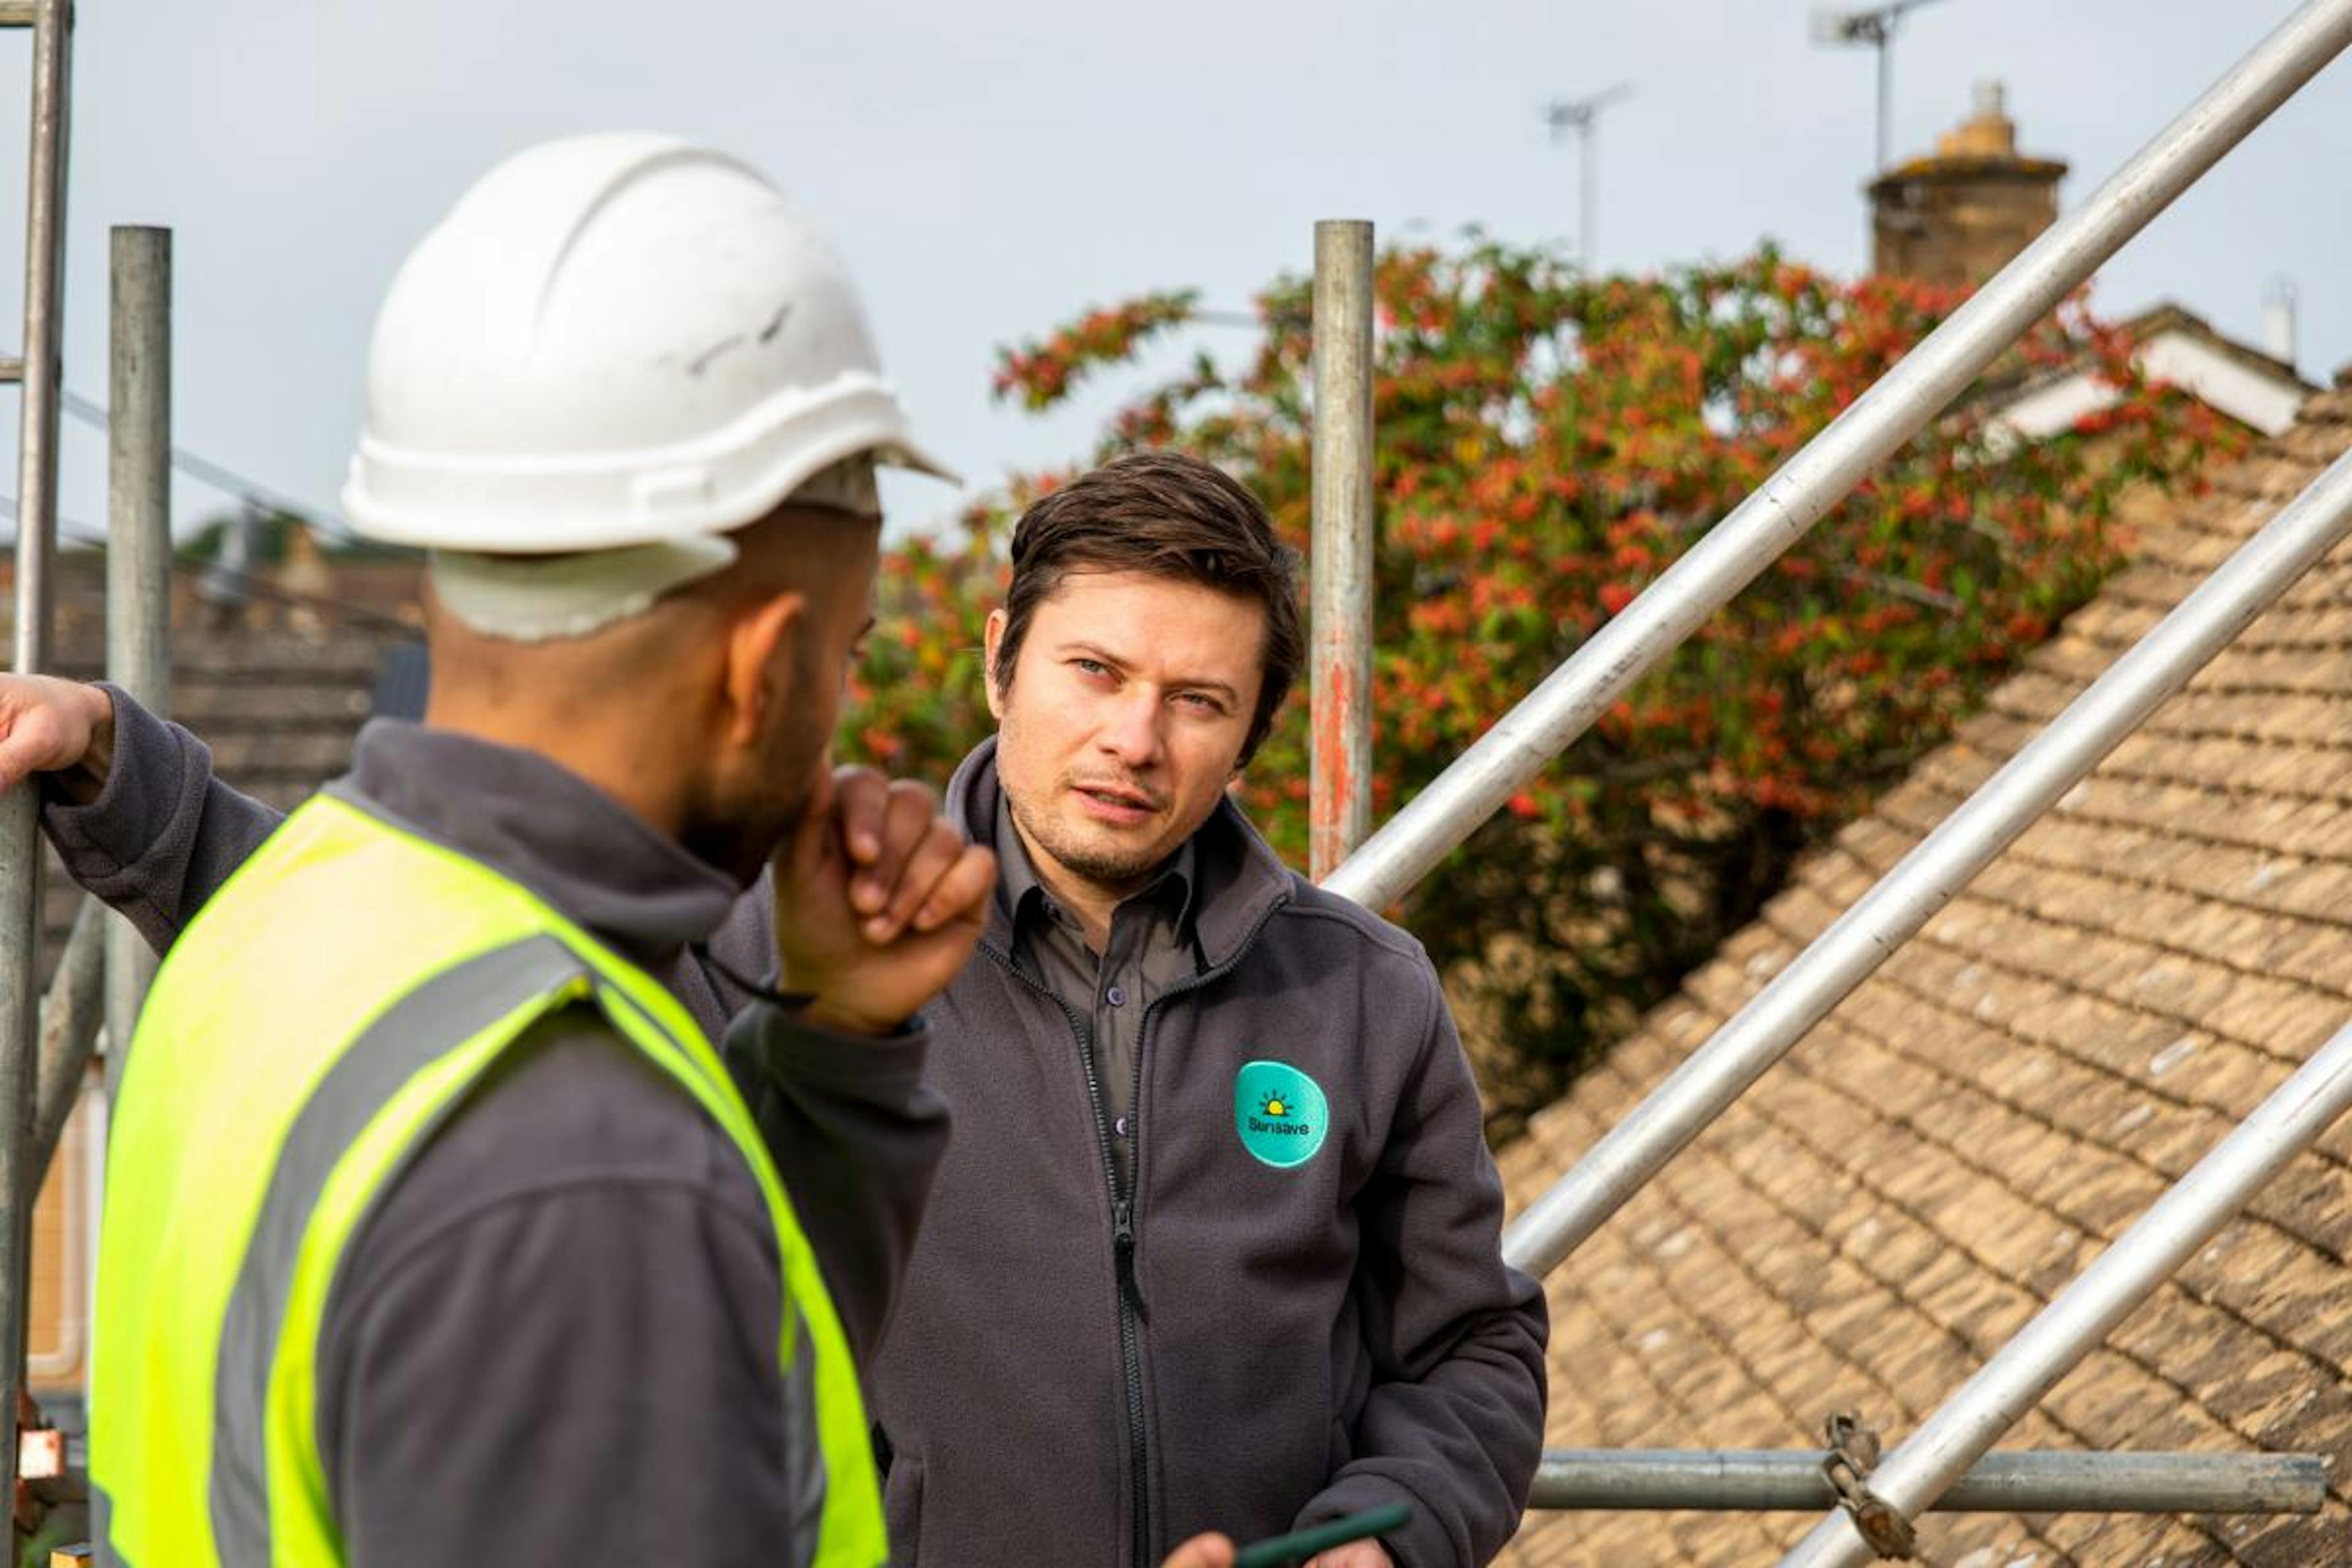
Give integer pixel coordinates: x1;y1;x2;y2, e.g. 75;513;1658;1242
1871;83;2062;287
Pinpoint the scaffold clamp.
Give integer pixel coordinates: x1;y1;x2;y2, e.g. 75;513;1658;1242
1821;1413;1917;1559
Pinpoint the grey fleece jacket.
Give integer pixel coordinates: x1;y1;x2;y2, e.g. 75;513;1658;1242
50;692;1548;1567
45;694;948;1565
866;741;1547;1568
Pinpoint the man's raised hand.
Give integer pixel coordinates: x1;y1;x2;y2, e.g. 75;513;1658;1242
0;676;111;801
770;764;994;1036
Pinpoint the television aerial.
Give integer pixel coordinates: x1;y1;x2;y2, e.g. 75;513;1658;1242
1812;0;1952;172
1541;81;1635;273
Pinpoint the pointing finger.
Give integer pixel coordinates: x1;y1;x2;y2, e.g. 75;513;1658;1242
853;778;941;915
911;843;997;935
830;765;891;867
864;817;970;942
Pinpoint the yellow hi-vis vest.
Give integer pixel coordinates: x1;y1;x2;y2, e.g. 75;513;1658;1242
89;785;886;1568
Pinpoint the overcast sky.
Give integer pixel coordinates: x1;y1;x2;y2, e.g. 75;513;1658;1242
1;0;2346;544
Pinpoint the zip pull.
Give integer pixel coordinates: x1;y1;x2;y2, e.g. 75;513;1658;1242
1113;1200;1148;1322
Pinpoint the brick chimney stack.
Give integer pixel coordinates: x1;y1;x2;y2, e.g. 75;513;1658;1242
1869;81;2067;289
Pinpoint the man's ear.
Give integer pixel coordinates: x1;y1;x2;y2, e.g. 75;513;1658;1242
722;590;808;747
982;607;1010;722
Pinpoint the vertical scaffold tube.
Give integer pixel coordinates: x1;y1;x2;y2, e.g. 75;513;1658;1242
1310;219;1376;881
103;227;171;1065
0;0;77;1500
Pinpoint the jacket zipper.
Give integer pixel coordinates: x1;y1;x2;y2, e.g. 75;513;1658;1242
979;889;1289;1567
980;943;1152;1568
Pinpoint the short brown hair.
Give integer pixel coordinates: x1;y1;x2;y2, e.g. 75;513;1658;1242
995;450;1303;765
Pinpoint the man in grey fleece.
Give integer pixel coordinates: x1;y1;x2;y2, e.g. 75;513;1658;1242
2;452;1547;1566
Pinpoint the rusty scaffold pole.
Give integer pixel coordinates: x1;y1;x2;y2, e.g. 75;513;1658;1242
1310;220;1375;881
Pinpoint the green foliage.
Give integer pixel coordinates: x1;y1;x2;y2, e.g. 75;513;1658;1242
849;239;2240;1136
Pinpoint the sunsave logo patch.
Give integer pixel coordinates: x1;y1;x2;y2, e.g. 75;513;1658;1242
1233;1060;1330;1169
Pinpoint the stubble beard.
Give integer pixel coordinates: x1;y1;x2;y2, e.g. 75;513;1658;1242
682;680;832;886
1006;778;1167;899
682;767;816;888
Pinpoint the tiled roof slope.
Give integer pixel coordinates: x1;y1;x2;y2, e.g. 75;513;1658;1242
1498;391;2352;1566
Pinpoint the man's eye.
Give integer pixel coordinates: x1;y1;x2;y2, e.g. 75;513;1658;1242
1074;658;1111;677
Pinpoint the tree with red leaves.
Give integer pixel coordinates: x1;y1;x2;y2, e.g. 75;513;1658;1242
847;239;2238;1135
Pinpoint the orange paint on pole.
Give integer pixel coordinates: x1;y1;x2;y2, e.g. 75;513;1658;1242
1311;655;1359;880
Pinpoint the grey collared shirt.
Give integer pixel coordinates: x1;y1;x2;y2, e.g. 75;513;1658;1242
995;797;1200;1190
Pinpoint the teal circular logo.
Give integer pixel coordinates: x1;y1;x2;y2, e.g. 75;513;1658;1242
1234;1060;1330;1169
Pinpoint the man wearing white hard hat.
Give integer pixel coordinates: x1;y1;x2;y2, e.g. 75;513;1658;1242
1;140;1280;1568
68;134;1000;1568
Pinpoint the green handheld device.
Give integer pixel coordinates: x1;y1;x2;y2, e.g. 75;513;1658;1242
1232;1502;1412;1568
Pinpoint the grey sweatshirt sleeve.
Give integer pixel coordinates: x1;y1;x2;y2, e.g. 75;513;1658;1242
318;1014;803;1568
1294;977;1550;1568
38;682;284;953
722;990;951;1373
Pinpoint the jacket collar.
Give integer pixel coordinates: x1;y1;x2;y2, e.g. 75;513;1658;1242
344;720;745;970
946;734;1294;975
993;791;1198;944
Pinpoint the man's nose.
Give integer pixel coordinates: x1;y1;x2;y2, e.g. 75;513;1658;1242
1096;687;1164;767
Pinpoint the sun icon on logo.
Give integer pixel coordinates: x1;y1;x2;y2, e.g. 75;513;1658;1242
1257;1089;1292;1118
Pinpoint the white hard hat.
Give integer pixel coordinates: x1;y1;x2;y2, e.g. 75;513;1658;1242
342;132;954;552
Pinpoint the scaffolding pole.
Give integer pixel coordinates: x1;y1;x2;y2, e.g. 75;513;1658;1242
1779;1012;2352;1566
1310;219;1376;881
30;895;96;1183
1321;0;2352;914
1530;1449;2324;1515
105;227;171;1060
0;0;73;1501
1502;439;2352;1279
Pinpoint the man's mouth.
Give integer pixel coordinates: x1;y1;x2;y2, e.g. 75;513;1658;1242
1071;780;1161;817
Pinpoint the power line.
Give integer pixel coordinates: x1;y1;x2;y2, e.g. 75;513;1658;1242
48;386;415;563
55;387;348;532
1;353;407;561
0;492;422;637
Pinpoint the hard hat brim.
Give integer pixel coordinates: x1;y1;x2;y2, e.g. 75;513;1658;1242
345;374;959;551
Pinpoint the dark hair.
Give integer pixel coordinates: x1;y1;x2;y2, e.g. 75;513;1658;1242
995;450;1303;765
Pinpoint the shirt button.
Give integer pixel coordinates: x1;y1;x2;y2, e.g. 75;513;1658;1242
1114;1115;1133;1138
1105;985;1128;1008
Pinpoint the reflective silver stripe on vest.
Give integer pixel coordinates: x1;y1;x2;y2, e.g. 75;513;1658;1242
592;978;827;1568
780;1328;824;1568
210;934;587;1562
93;1481;127;1568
